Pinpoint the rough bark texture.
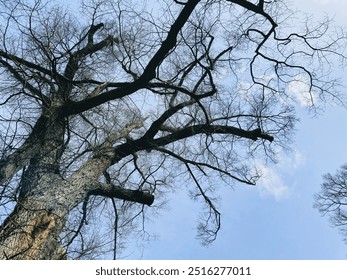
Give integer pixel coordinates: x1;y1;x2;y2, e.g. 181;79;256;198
0;112;156;259
0;202;67;260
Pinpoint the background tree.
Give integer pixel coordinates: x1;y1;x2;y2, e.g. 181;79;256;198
315;165;347;244
0;0;345;259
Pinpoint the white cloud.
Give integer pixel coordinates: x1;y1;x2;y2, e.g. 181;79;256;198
255;149;306;200
287;77;318;108
257;163;289;200
278;149;306;170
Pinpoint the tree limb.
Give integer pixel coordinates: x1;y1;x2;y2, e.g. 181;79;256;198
0;115;50;185
0;50;54;78
88;183;154;206
112;124;273;164
152;125;274;146
61;0;200;116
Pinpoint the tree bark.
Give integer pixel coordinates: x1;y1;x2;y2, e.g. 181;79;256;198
0;111;155;259
0;110;70;259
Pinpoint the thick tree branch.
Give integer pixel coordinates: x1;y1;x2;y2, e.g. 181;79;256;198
143;99;196;139
61;0;200;116
88;183;154;206
228;0;276;26
112;125;273;164
87;23;104;46
137;0;201;84
152;125;274;146
0;50;54;78
63;35;115;82
0;115;50;185
68;120;145;190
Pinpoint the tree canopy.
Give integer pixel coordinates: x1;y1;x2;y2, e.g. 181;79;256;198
0;0;345;259
315;164;347;244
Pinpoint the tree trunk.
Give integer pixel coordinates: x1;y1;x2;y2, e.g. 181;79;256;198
0;199;67;260
0;109;154;259
0;109;70;259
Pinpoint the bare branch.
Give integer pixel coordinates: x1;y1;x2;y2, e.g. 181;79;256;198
88;183;154;206
61;0;200;116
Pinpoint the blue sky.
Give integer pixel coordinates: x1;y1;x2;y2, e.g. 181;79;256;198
118;0;347;260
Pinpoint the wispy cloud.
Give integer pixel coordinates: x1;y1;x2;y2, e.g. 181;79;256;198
286;76;318;108
256;163;289;200
255;149;306;200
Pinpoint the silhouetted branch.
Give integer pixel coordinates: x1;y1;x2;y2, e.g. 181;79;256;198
88;184;154;206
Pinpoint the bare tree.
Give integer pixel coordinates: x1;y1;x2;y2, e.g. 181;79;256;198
315;165;347;243
0;0;345;259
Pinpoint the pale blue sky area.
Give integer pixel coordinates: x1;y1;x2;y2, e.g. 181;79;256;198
119;0;347;260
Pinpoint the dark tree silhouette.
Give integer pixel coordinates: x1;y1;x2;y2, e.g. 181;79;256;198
315;165;347;243
0;0;345;259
